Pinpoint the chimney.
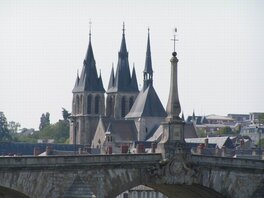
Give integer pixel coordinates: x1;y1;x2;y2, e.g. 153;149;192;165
204;138;209;148
34;147;42;156
46;146;53;155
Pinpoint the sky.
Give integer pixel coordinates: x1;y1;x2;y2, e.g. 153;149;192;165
0;0;264;130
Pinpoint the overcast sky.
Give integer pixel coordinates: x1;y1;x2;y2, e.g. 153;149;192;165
0;0;263;129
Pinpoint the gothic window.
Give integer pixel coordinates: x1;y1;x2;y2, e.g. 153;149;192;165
129;97;134;110
72;98;75;114
80;95;83;113
95;95;100;114
121;96;126;117
76;95;80;114
87;95;92;114
106;96;114;117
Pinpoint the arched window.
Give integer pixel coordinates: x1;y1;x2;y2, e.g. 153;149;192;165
80;95;83;113
76;95;80;114
106;97;112;117
87;95;92;114
129;97;134;110
121;97;126;117
95;95;100;114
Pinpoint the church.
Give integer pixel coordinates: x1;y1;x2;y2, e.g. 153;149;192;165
69;24;197;153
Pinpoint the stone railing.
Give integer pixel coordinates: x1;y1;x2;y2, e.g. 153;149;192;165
191;147;264;160
0;153;162;170
191;154;264;171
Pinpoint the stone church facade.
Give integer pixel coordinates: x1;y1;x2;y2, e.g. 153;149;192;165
70;24;197;149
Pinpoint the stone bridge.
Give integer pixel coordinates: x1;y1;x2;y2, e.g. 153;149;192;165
0;153;263;198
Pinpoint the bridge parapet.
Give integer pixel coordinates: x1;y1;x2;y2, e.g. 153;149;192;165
191;154;264;171
0;154;162;170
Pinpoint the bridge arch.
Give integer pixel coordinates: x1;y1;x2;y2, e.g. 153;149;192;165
0;185;29;198
148;184;224;198
251;179;264;198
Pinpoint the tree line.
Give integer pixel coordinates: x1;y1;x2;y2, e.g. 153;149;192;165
0;108;71;144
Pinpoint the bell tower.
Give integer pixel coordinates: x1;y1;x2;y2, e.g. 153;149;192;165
70;22;105;145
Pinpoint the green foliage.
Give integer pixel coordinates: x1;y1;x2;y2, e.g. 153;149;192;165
8;121;21;133
218;126;233;135
0;112;12;141
12;133;38;143
39;112;50;130
197;128;206;137
62;108;71;121
257;138;264;148
37;120;69;143
259;113;264;124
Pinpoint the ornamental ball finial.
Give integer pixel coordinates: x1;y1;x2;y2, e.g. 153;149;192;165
172;52;177;57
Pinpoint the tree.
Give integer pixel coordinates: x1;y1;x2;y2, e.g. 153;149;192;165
8;121;21;133
37;120;69;143
0;112;12;141
218;126;233;135
62;108;71;121
39;112;51;130
259;113;264;124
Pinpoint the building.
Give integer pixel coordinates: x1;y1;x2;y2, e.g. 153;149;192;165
70;24;197;151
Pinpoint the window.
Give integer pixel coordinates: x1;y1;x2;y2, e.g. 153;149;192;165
121;97;126;117
106;96;113;117
95;95;100;114
76;95;80;114
129;97;134;110
87;95;92;114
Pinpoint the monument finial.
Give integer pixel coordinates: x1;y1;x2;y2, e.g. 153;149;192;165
171;28;178;56
89;20;92;42
122;22;125;35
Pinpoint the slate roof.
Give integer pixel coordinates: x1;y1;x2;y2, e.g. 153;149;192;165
186;116;208;125
146;125;163;142
184;122;198;138
73;34;105;93
185;136;235;149
106;119;138;142
126;84;167;118
107;27;138;93
0;142;84;156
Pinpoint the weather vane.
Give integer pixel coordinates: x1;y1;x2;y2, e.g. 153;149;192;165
171;28;178;52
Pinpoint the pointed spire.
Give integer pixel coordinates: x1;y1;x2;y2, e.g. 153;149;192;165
143;28;153;90
131;63;139;90
144;27;153;74
119;22;128;57
74;70;80;88
181;112;185;121
192;110;196;123
97;69;105;92
108;64;115;90
73;24;105;93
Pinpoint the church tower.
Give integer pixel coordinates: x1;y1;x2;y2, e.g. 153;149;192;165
126;29;167;140
106;23;139;119
70;25;105;145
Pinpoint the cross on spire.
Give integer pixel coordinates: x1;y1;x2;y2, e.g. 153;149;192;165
89;20;92;41
171;28;178;53
122;22;125;35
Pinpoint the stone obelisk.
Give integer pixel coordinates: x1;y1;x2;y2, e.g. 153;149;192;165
157;29;185;159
